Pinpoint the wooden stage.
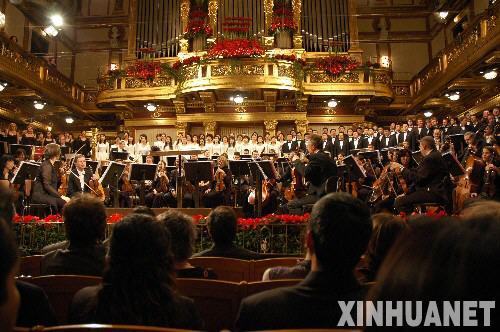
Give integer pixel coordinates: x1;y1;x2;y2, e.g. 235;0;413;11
105;207;244;217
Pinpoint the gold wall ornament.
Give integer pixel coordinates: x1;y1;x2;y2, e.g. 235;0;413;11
264;120;278;136
180;38;189;53
292;0;302;32
325;109;337;115
203;121;217;136
174;100;186;114
264;0;274;34
151;111;161;118
91;127;99;161
235;106;247;113
293;35;303;49
175;121;188;136
204;104;216;113
296;96;308;112
208;0;219;32
180;0;190;31
263;36;274;48
295;120;308;134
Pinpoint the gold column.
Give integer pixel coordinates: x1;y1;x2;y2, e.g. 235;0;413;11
292;0;303;49
264;0;274;34
91;127;99;161
180;0;191;53
295;120;308;134
175;121;188;137
126;0;138;60
296;96;308;113
208;0;219;34
347;0;363;63
203;121;217;136
264;120;278;137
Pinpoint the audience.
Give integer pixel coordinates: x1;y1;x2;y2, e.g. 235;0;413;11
41;194;106;276
70;213;203;329
262;243;311;281
157;211;216;279
235;192;372;330
0;219;20;332
194;206;260;260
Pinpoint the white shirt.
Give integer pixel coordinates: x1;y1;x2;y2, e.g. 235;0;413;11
77;169;85;191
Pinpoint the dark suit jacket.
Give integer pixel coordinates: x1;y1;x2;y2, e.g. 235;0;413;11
235;270;366;331
193;243;260;260
67;169;93;197
411;149;450;199
281;141;294;154
411;127;429;151
304;151;337;196
291;140;306;153
41;244;106;277
379;135;396;149
349;138;363;151
334;140;349;157
362;136;378;149
321;140;334;157
16;281;57;327
397;131;412;146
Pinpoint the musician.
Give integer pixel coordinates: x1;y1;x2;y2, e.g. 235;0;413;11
321;133;334;156
32;143;70;213
72;131;91;158
393;136;451;213
478;146;499;200
411;118;429;151
379;128;396;150
291;132;306;153
67;154;99;197
349;131;363;151
461;132;484;165
202;155;232;208
281;134;294;154
283;134;337;214
334;132;349;158
145;160;170;208
432;128;443;152
362;128;378;150
0;155;15;181
397;123;412;146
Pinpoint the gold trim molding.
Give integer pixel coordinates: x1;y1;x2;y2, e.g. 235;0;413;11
124;118;177;127
177;112;307;123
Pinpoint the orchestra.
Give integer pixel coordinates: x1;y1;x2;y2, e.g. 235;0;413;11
0;110;499;217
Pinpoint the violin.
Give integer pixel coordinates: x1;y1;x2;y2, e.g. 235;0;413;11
88;166;106;202
58;163;69;196
121;171;134;193
215;168;226;192
284;163;306;201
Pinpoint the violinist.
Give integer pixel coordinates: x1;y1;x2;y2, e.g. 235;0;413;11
32;143;70;213
202;155;232;208
0;155;16;181
145;160;170;208
478;146;499;200
118;162;135;208
67;154;99;198
461;132;484;165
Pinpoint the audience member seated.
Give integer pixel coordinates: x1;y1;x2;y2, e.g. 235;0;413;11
0;219;20;332
16;280;57;327
262;251;311;281
69;213;203;329
367;209;500;328
157;211;217;279
41;194;106;276
194;206;260;260
357;213;407;283
132;205;156;217
0;186;16;227
235;192;372;330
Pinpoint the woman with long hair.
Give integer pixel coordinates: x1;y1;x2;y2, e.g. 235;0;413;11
164;136;173;151
44;131;55;145
20;124;36;146
4;123;19;145
97;134;109;161
70;214;203;329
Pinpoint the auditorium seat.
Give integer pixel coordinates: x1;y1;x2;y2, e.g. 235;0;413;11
22;275;102;324
19;255;43;277
188;257;251;282
252;257;301;281
246;279;302;297
15;324;196;331
176;278;243;332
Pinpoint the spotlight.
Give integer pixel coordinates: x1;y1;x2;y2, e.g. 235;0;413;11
483;69;497;80
326;99;339;108
0;82;7;92
47;126;52;132
50;14;64;27
0;11;5;29
380;55;391;68
445;91;460;101
438;11;449;19
65;117;74;124
424;111;433;118
33;101;46;110
231;95;244;104
144;103;158;112
110;63;119;71
44;25;58;37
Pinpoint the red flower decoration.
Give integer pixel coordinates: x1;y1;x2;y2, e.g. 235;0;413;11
106;213;123;224
207;38;264;59
315;55;359;77
126;61;161;80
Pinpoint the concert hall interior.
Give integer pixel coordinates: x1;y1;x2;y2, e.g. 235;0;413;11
0;0;499;331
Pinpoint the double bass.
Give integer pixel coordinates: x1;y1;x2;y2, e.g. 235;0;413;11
453;155;484;213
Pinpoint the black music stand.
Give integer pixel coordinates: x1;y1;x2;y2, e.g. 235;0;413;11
111;151;129;161
0;141;8;156
60;146;71;159
442;151;466;177
447;134;465;156
130;163;158;205
11;161;40;185
86;160;99;174
9;144;33;157
166;156;177;166
229;160;251;207
344;155;366;179
412;150;423;165
248;160;277;217
336;164;348;192
240;154;252;160
100;161;126;207
184;161;214;208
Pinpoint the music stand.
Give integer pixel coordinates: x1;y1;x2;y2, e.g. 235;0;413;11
447;134;465;156
111;151;129;161
336;164;348;192
60;146;71;159
0;141;8;155
184;161;214;208
442;151;466;177
100;161;126;207
130;163;158;205
412;150;423;165
240;154;252;160
344;155;367;179
349;149;361;157
86;160;99;174
229;160;251;207
166;156;177;166
11;161;40;185
248;160;277;217
9;144;33;157
198;157;209;161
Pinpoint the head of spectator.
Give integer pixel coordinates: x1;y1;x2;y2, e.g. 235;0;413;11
207;206;238;247
0;219;20;332
308;193;372;272
0;187;16;227
62;194;106;247
158;211;195;265
132;205;156;217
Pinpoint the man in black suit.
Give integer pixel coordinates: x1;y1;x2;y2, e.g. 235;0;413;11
411;118;429;151
334;132;349;158
362;128;378;150
283;134;337;215
348;131;363;151
393;136;451;213
236;193;372;330
379;128;396;150
281;134;294;155
292;132;306;153
193;206;259;260
67;155;98;198
320;133;334;157
397;123;412;147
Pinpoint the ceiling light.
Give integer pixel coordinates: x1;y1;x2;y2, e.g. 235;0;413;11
0;82;7;92
47;126;52;132
65;117;74;124
483;69;497;80
438;11;449;19
327;99;339;108
0;11;5;28
231;95;244;104
445;91;460;101
50;14;64;27
380;55;391;68
44;25;59;37
424;111;433;118
33;101;46;110
144;103;158;112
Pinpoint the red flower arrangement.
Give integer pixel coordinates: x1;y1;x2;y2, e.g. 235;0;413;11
315;55;359;77
268;1;297;35
126;60;161;80
207;38;265;59
106;213;123;224
184;8;213;39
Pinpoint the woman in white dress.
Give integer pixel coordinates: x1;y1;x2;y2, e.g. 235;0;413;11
153;133;165;151
221;136;229;155
235;134;243;153
211;136;223;156
135;134;151;163
256;135;266;155
96;134;110;161
249;132;258;153
227;136;236;159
